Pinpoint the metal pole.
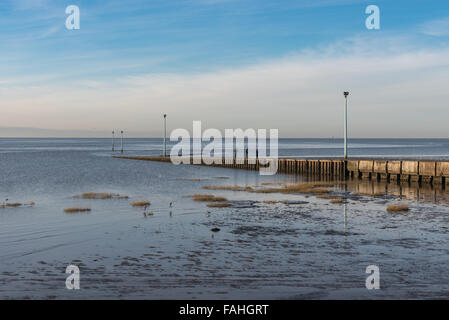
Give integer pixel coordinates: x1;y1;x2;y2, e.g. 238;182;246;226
121;130;124;154
163;114;167;157
343;91;349;160
112;130;115;152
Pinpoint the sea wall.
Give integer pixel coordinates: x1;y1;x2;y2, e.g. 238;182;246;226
114;156;449;185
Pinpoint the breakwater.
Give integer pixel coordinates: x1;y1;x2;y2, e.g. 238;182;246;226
114;156;449;186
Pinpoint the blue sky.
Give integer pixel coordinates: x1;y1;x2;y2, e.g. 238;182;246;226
1;0;449;137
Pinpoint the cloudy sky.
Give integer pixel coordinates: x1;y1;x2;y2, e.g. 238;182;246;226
1;0;449;137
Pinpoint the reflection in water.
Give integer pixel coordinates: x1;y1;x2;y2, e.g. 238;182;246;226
342;178;449;204
343;202;347;234
278;173;449;204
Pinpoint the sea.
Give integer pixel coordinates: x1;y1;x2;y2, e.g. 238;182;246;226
1;138;449;299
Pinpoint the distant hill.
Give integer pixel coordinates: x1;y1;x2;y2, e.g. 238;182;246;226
0;127;156;138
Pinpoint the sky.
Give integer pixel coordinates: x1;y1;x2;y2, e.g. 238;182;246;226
1;0;449;138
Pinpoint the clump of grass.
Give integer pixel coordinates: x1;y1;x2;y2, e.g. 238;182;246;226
1;203;21;208
263;200;279;204
178;177;202;181
261;182;281;186
387;204;409;212
207;202;232;208
330;198;344;204
1;201;36;208
64;207;91;213
5;203;22;207
202;182;335;196
73;192;128;199
282;184;331;194
191;194;227;202
254;184;331;195
202;185;254;192
132;201;151;207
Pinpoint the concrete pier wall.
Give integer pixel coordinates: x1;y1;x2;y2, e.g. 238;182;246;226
346;159;449;185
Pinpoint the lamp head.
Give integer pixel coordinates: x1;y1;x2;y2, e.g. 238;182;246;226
163;114;167;118
343;91;349;97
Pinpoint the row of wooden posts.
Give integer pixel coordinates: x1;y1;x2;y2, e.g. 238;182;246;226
209;158;449;185
215;158;347;178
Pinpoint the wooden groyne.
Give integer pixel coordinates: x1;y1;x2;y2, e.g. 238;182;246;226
114;156;449;185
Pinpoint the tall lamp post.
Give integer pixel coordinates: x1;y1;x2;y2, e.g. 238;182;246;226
112;130;115;152
163;114;167;157
343;91;349;160
120;130;124;154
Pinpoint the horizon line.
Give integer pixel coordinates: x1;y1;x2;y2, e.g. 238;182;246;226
1;136;449;139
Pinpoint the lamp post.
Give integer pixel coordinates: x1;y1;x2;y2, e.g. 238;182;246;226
120;130;124;154
163;114;167;157
112;130;115;152
343;91;349;160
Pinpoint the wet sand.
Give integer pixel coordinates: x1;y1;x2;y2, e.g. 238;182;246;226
2;163;449;299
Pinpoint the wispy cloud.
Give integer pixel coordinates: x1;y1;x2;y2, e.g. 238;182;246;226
38;25;61;39
2;36;449;138
1;1;449;137
420;17;449;36
191;0;369;8
12;0;49;10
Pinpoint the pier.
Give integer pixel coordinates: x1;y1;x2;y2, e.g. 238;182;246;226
115;156;449;186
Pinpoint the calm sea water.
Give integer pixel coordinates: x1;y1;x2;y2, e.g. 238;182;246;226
2;137;449;158
1;138;449;299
